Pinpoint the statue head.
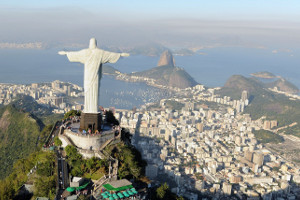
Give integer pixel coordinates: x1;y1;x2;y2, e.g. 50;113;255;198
89;38;97;49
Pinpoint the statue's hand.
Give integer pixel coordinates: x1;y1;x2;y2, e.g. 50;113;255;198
58;51;67;55
121;53;130;57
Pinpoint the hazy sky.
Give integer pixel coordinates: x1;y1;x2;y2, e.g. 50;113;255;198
1;0;300;48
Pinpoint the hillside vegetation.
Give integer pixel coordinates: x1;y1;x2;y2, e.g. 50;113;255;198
102;65;120;76
131;65;197;89
105;141;147;180
0;96;61;179
12;95;63;125
217;75;300;136
0;150;56;200
0;105;44;179
252;130;284;144
266;78;299;94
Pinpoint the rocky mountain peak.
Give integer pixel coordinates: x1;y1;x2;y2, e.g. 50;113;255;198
157;50;175;67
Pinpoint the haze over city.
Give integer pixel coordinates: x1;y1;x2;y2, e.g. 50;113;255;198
1;0;300;48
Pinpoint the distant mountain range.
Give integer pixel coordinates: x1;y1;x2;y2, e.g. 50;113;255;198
251;71;277;79
127;43;170;56
101;43;195;57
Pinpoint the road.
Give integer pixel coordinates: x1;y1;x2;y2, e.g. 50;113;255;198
56;150;69;200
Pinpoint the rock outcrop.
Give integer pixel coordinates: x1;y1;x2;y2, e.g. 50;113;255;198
157;50;175;67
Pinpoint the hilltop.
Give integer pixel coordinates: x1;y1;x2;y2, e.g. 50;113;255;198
128;43;169;56
265;78;299;94
131;65;197;89
250;71;299;94
128;50;198;89
220;75;265;99
251;71;277;79
102;65;120;76
101;50;198;89
157;50;175;67
217;75;300;137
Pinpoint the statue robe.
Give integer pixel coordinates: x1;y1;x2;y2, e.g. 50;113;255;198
65;48;121;113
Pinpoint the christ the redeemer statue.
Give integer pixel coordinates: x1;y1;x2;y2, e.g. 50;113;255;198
59;38;129;114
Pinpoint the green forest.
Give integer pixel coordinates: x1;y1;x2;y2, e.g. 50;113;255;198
252;130;284;144
0;150;56;200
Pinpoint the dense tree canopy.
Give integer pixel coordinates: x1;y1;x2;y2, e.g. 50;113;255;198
64;110;81;119
106;142;146;180
0;151;56;200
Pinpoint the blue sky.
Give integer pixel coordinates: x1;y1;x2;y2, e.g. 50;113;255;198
1;0;300;48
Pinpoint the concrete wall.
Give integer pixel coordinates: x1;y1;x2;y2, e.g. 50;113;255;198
64;130;115;151
78;149;96;159
59;135;71;148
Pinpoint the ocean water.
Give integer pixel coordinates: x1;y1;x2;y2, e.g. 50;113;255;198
115;46;300;88
0;48;172;109
0;47;299;108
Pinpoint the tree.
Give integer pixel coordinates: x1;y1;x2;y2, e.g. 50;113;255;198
85;157;98;173
54;136;62;146
34;175;56;199
37;159;54;177
65;145;82;161
156;182;169;199
71;165;84;177
64;110;81;119
118;163;130;179
0;179;15;200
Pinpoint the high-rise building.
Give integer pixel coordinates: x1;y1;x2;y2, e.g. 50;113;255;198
31;83;38;89
222;182;232;195
54;97;64;107
270;120;278;129
245;150;253;162
253;152;264;167
236;101;241;113
235;136;242;146
67;85;71;96
63;85;68;93
241;90;248;101
52;80;60;89
230;175;242;184
263;120;271;130
197;123;204;132
207;110;214;119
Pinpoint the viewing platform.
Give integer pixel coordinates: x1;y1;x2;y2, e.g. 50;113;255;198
59;117;121;158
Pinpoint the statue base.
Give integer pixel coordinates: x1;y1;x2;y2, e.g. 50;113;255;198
80;112;102;131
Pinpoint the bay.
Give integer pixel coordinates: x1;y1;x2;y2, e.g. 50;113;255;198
0;47;299;109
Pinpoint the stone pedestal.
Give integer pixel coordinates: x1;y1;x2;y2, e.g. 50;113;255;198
80;112;102;131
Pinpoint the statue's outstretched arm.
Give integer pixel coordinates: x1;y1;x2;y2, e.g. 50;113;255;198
102;51;130;64
121;53;130;57
58;50;87;64
58;51;67;55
